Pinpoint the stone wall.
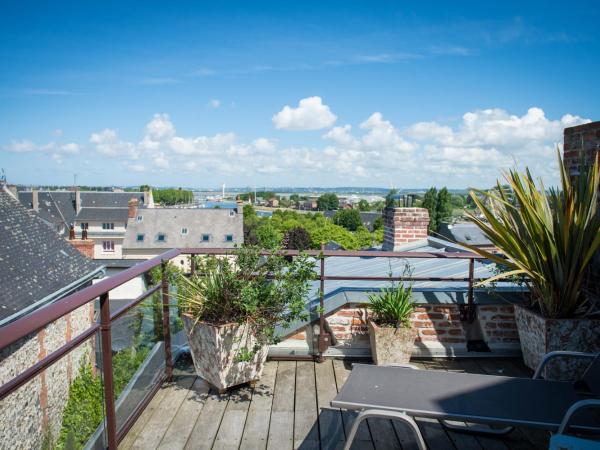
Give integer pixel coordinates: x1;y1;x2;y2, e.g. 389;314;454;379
285;303;520;356
0;303;95;449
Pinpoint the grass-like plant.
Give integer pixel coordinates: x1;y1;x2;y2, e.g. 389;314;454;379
465;150;600;318
175;246;315;347
368;264;415;328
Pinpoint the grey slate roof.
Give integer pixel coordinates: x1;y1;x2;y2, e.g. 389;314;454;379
17;190;145;234
122;208;244;249
438;222;493;247
0;188;102;324
75;207;130;222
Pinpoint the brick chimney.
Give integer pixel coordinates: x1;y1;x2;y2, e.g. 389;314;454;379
563;121;600;178
68;225;94;258
382;207;430;251
32;189;39;211
143;189;155;208
128;198;139;219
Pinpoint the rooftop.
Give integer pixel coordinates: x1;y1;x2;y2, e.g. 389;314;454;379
120;356;549;450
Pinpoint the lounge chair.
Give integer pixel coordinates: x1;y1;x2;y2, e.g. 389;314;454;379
331;351;600;450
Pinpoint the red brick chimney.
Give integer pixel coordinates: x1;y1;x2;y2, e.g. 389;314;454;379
382;207;430;251
128;198;139;219
68;225;94;258
563;121;600;177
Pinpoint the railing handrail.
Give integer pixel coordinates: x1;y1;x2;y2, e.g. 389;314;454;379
0;248;181;350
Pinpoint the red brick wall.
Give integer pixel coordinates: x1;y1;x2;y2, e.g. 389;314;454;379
382;207;430;251
68;239;94;258
319;303;519;350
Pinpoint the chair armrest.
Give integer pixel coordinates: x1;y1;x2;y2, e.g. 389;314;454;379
533;351;598;379
557;399;600;434
381;363;420;370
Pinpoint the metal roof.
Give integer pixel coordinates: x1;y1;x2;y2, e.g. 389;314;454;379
438;222;493;247
75;207;130;222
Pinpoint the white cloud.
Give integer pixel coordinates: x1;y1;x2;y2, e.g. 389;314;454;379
272;96;337;130
8;105;587;187
209;99;221;109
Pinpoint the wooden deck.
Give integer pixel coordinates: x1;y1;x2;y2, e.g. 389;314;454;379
120;357;552;450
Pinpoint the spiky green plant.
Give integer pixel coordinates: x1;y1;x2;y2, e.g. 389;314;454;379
368;263;415;328
465;150;600;318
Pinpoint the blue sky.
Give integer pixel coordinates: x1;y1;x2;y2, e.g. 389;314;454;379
1;1;599;188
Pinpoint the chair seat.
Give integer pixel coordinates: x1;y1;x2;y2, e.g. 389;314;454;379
331;364;599;432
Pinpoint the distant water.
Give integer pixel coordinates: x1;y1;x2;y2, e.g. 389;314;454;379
201;201;237;209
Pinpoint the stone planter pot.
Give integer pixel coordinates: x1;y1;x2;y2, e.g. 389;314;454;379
514;304;600;380
368;319;416;365
183;316;269;391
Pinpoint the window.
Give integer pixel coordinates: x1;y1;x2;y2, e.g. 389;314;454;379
136;234;144;242
201;234;210;242
80;223;89;230
225;234;233;242
229;210;235;217
102;241;115;252
157;233;166;242
136;215;143;223
181;227;188;235
102;222;115;230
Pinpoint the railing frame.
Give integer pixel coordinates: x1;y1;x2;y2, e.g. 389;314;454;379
0;246;486;449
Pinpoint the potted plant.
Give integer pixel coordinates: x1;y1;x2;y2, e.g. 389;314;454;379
176;246;314;392
465;151;600;377
367;273;416;365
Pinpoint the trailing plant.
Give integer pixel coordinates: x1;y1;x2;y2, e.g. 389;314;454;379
465;150;600;319
368;263;415;328
175;246;315;349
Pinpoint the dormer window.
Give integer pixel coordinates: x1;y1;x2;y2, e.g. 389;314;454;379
157;233;166;242
136;215;143;223
136;234;144;242
102;222;115;230
181;227;188;235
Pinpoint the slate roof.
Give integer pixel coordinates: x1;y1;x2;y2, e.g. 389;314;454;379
122;208;244;250
75;207;130;222
0;188;102;324
17;190;145;234
438;222;493;247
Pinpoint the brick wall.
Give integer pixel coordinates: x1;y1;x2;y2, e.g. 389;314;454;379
303;303;520;354
382;207;430;251
563;121;600;299
69;238;94;258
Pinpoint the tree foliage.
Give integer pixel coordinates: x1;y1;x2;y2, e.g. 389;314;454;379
332;209;362;231
281;226;312;250
317;193;339;210
153;188;194;205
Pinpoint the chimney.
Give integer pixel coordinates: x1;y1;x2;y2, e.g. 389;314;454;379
128;198;139;219
32;189;39;211
143;189;155;208
382;207;430;251
69;224;75;240
69;239;94;258
75;189;81;214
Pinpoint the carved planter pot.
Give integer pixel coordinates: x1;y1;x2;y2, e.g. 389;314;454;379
368;319;416;365
183;316;269;391
514;304;600;380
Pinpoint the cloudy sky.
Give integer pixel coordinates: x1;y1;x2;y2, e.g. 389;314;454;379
1;1;598;189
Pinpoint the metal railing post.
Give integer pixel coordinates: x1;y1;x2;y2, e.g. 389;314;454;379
99;293;118;449
317;243;328;362
161;260;173;381
467;258;475;322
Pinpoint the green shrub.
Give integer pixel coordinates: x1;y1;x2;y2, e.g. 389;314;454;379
368;283;414;328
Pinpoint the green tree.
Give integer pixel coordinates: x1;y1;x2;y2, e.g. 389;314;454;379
450;194;465;208
421;187;438;232
373;216;384;230
282;226;312;250
317;193;339;210
290;194;300;208
385;189;398;208
435;187;453;227
255;223;283;249
357;199;370;211
332;209;362;231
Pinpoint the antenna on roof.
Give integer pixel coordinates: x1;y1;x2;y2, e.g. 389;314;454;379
0;168;6;185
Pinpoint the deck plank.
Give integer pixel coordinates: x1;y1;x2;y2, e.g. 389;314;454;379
295;361;320;449
213;385;253;450
157;378;211;450
130;375;196;450
183;388;230;450
268;361;296;450
316;360;346;450
240;362;277;450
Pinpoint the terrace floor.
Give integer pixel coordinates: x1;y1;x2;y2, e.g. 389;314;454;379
120;356;552;450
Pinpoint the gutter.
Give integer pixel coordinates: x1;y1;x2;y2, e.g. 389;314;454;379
0;266;106;329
